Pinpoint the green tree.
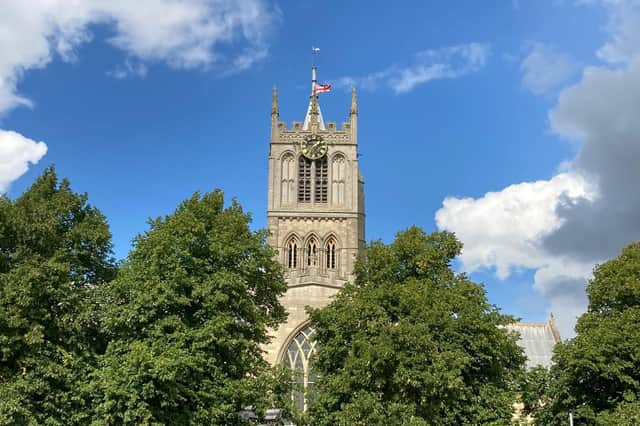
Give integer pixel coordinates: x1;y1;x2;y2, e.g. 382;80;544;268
308;227;525;426
0;167;116;425
595;395;640;426
518;365;551;418
90;190;287;425
536;242;640;424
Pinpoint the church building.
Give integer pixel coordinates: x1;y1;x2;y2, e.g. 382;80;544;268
262;65;560;412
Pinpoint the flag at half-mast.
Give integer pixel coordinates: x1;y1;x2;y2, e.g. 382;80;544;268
314;82;331;94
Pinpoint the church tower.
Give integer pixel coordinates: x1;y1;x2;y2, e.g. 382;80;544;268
264;65;365;408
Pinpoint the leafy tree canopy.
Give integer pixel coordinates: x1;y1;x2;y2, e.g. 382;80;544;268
535;242;640;425
0;167;115;425
308;227;525;426
90;190;287;425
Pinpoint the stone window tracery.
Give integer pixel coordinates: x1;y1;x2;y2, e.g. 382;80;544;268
284;325;317;412
331;154;346;205
286;237;298;269
306;237;318;267
297;155;328;204
325;236;337;270
281;154;295;204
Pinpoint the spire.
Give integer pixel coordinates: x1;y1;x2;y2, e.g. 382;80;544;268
350;86;358;116
303;66;325;131
309;67;320;127
271;85;279;118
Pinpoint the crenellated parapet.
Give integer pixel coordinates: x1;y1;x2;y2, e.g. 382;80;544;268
272;122;354;145
275;129;352;145
275;121;351;131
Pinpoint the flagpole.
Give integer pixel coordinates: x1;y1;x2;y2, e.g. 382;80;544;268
309;47;320;132
311;47;320;98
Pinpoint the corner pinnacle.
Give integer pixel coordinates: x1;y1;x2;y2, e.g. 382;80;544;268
271;85;279;117
350;86;358;115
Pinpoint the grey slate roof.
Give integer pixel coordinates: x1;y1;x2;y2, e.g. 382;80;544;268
506;316;561;369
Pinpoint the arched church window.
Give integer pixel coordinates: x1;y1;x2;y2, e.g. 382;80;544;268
331;154;346;205
314;156;328;203
306;237;318;267
325;237;337;270
284;325;318;412
297;156;312;203
281;154;295;204
286;237;298;269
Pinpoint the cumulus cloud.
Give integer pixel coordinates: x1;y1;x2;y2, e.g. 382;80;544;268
436;0;640;337
435;173;596;338
0;130;48;193
520;42;579;95
0;0;277;115
334;43;490;94
546;58;640;262
435;173;595;280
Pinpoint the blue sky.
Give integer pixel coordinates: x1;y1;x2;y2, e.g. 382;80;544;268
2;0;640;337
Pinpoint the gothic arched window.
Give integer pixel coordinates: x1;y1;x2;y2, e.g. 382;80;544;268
286;237;298;269
314;156;328;203
281;154;295;204
297;156;312;203
325;236;337;270
306;237;318;267
331;154;346;205
284;325;317;412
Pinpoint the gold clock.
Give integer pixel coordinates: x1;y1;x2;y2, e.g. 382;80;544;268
300;134;327;159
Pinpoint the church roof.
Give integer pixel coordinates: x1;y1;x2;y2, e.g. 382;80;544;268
505;317;561;369
303;96;325;130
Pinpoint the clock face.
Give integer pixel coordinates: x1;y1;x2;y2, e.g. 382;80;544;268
300;134;328;159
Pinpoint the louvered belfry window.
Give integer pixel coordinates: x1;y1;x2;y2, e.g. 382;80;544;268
297;156;312;202
314;156;328;203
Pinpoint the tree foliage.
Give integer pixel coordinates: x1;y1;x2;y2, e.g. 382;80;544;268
90;190;288;424
0;167;115;425
308;227;525;425
518;365;551;418
535;242;640;424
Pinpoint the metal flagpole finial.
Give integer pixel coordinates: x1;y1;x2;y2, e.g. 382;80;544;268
311;46;320;67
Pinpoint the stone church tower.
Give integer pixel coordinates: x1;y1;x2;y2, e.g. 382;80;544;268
263;66;365;408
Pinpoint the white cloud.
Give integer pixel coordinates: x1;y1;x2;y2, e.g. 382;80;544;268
593;0;640;64
229;46;269;73
436;173;595;279
0;130;48;193
0;1;276;188
334;43;490;94
520;42;579;95
107;60;148;79
0;0;277;115
436;0;640;337
435;173;596;338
